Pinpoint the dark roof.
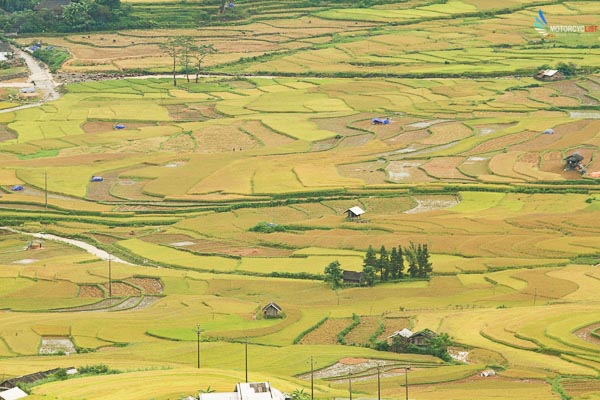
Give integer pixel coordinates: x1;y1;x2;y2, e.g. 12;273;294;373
0;42;11;53
411;328;437;338
1;367;71;388
262;302;281;312
342;270;363;282
34;0;72;11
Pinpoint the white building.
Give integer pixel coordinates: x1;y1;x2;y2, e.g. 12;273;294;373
199;382;288;400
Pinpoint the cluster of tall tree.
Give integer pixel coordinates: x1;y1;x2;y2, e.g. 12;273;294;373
362;242;432;286
0;0;128;33
159;36;217;87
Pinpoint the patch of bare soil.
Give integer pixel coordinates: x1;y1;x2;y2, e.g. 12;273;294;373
85;169;121;202
574;322;600;346
297;358;408;381
39;337;76;355
54;298;123;312
161;132;196;153
548;81;598;106
127;277;163;294
378;317;410;341
0;124;17;142
78;285;104;298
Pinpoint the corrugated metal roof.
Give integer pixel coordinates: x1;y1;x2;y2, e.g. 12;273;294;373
347;206;365;216
543;69;558;76
0;387;28;400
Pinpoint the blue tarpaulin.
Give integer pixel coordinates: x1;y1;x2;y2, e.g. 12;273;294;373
372;117;390;125
90;176;104;182
11;185;24;191
115;124;126;130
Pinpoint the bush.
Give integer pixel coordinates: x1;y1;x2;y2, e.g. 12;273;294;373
249;222;286;233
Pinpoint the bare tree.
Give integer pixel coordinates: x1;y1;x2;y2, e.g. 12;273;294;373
178;36;194;83
159;37;181;87
190;44;217;83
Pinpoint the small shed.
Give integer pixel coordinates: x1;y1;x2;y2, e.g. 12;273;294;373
535;69;564;81
11;185;24;191
342;270;363;285
90;176;104;182
34;0;72;11
345;206;365;219
0;387;28;400
262;302;282;318
543;128;554;134
20;87;36;94
409;329;437;346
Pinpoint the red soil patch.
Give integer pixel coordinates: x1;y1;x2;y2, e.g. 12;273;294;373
78;285;104;298
126;277;163;295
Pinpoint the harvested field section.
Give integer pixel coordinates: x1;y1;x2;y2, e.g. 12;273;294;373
344;316;381;346
127;277;163;295
337;161;387;185
78;285;104;298
102;282;141;297
386;161;434;183
300;318;353;345
421;157;472;180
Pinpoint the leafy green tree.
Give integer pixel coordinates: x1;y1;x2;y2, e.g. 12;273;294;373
397;246;405;278
389;246;399;279
378;245;389;281
405;242;419;278
362;265;376;287
323;260;343;289
63;1;93;31
556;61;577;77
363;245;376;268
417;243;433;278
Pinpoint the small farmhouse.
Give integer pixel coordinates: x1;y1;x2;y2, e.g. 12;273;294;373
345;206;365;219
0;42;12;62
535;69;564;81
262;302;282;318
409;329;437;346
342;270;363;285
199;382;288;400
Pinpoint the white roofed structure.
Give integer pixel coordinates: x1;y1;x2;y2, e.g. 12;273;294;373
0;387;29;400
346;206;365;219
388;328;413;339
199;382;288;400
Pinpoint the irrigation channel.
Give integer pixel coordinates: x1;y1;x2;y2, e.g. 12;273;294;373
0;227;133;265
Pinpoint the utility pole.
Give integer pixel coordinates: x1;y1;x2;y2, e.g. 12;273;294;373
377;364;381;400
310;356;314;400
404;366;410;400
533;287;537;306
108;254;112;298
195;325;203;368
348;373;352;400
245;338;248;382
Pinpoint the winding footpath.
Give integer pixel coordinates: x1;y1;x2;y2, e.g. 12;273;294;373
0;48;60;113
0;227;134;265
